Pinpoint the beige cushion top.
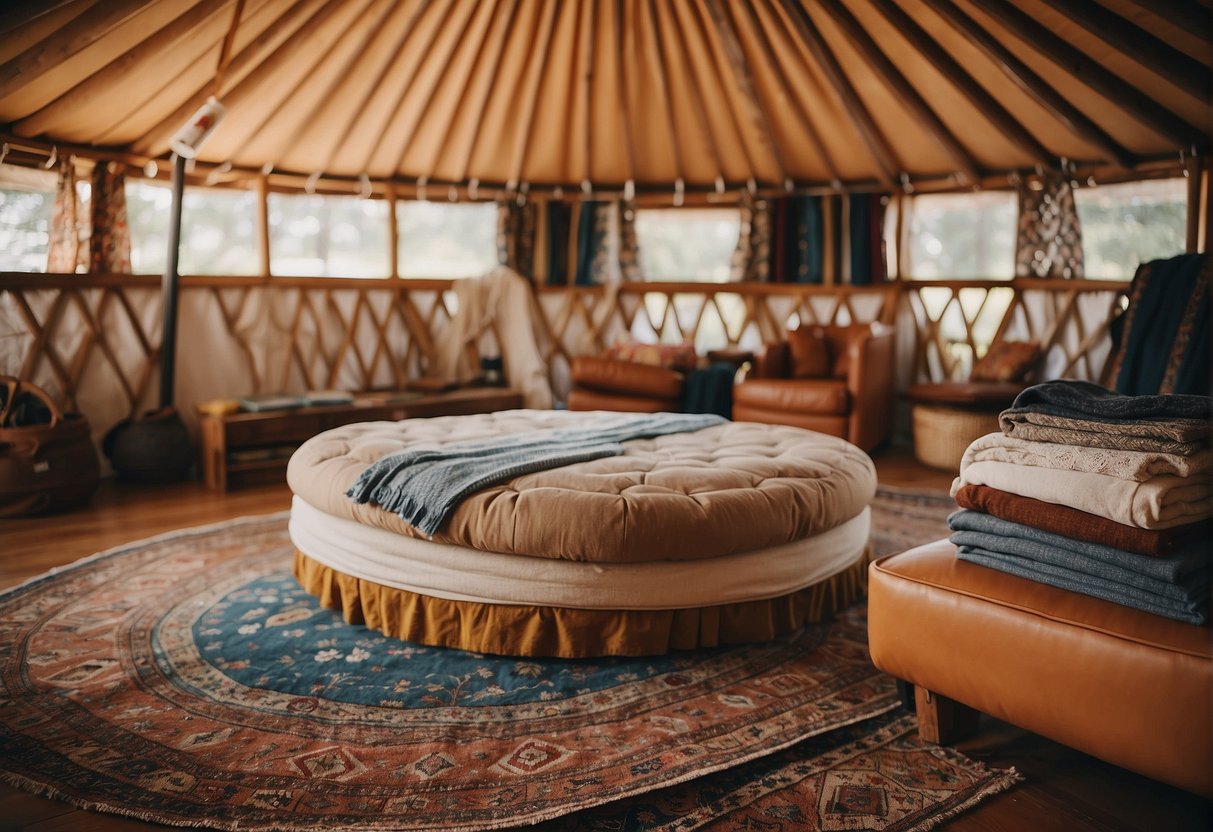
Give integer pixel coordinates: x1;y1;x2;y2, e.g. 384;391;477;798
287;409;876;563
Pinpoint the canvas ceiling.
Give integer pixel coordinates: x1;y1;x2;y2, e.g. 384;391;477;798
0;0;1209;196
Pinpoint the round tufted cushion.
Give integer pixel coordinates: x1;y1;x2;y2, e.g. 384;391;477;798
288;409;876;563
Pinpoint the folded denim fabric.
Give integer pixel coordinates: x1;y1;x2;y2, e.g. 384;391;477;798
956;546;1208;625
953;460;1212;529
1004;380;1212;422
963;432;1213;481
946;509;1210;584
949;530;1210;605
998;410;1208;455
953;484;1211;557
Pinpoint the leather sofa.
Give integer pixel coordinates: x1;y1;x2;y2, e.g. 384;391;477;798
567;356;685;413
868;539;1212;797
733;322;895;452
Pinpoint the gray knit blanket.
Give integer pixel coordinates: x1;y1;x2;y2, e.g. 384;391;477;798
347;412;726;536
1003;380;1212;421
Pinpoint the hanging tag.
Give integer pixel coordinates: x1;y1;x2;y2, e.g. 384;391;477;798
673;177;684;207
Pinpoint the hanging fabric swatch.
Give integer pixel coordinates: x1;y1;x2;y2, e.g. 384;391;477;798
618;200;643;282
1016;172;1084;278
729;194;771;282
88;161;131;274
47;160;79;273
574;201;612;286
848;194;888;285
545;201;571;285
495;197;536;279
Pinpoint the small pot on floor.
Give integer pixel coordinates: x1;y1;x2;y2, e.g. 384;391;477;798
103;406;194;484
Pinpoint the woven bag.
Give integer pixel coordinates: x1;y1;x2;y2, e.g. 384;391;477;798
0;377;100;517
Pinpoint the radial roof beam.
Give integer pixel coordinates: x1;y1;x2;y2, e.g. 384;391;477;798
704;0;789;188
1044;0;1210;104
664;1;727;189
815;0;982;185
133;0;338;156
316;0;429;176
643;0;686;193
0;0;147;98
506;0;560;189
452;1;521;186
732;0;840;188
920;0;1135;168
869;0;1053;166
777;0;899;188
388;0;493;180
223;0;378;169
966;0;1206;150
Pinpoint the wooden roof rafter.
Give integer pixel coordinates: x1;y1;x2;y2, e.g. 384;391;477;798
683;0;761;189
505;0;560;191
919;0;1136;169
1042;0;1210;104
221;0;379;170
965;0;1207;150
450;0;521;189
612;0;638;193
0;0;148;99
131;0;342;157
661;0;728;191
705;0;791;189
640;0;685;196
354;0;458;179
386;0;496;182
314;0;429;178
733;0;842;188
867;0;1053;167
776;0;900;188
814;0;983;185
245;0;407;178
13;0;236;138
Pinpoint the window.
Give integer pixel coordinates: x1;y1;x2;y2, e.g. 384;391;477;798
127;179;258;275
905;192;1016;279
0;167;56;272
634;207;741;282
1074;178;1187;280
397;201;497;278
268;193;389;277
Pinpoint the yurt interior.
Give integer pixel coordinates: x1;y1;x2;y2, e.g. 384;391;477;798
1;1;1211;830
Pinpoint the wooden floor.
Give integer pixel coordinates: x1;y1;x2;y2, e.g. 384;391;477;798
0;446;1208;831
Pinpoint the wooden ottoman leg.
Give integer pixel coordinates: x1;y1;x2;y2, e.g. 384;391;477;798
914;686;981;745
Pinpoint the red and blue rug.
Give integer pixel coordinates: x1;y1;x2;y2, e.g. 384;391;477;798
0;490;1015;831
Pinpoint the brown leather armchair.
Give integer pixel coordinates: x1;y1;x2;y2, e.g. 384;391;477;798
567;356;685;412
733;322;895;451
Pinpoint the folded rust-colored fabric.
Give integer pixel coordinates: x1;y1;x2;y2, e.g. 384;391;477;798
954;483;1211;558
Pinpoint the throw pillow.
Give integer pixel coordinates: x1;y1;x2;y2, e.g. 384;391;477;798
971;340;1041;383
606;340;699;374
787;326;832;378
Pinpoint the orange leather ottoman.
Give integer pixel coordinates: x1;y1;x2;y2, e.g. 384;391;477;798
868;539;1213;797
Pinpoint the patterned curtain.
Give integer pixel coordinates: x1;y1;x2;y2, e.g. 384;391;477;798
88;161;131;273
1016;173;1084;279
495;197;536;279
617;200;643;282
729;194;771;282
46;160;79;273
574;201;623;286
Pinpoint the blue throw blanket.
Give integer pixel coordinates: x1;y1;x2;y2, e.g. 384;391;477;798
347;412;726;536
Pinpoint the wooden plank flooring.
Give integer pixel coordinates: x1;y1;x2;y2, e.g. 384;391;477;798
0;447;1208;831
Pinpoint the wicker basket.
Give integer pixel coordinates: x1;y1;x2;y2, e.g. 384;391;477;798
912;404;1000;472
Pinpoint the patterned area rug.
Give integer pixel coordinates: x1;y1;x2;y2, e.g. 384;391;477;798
0;489;1014;831
870;485;957;559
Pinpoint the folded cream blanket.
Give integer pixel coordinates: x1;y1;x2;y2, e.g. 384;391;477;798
952;460;1212;530
963;432;1213;481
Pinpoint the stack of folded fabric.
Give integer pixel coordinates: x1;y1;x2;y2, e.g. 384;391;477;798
948;379;1212;625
